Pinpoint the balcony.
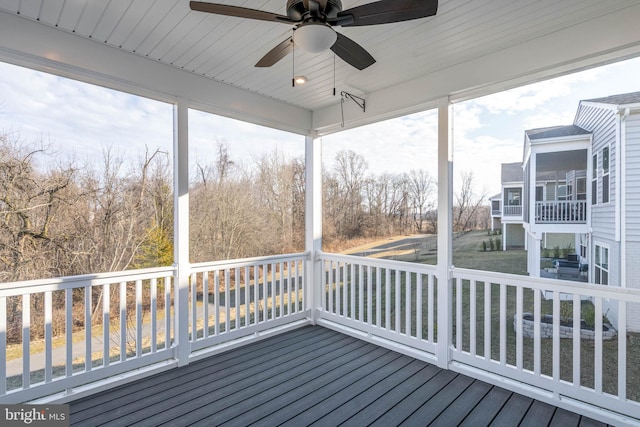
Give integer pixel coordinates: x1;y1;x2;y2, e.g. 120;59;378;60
2;253;639;425
535;200;587;224
503;205;523;217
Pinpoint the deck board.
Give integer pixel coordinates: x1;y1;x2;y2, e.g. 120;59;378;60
429;380;493;426
519;400;556;427
69;325;611;427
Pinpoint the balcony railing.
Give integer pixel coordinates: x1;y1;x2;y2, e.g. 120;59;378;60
503;205;522;216
2;253;639;424
0;252;308;403
316;253;640;424
535;200;587;223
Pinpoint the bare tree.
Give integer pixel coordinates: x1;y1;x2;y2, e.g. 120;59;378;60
454;171;487;232
332;150;368;238
0;135;76;281
190;142;262;262
407;169;437;233
254;151;305;253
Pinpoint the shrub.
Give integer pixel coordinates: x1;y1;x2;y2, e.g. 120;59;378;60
553;246;561;259
481;240;487;251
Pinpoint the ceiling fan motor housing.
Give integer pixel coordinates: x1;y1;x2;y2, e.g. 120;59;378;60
286;0;343;21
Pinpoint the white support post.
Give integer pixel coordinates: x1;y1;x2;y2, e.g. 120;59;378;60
305;133;322;324
502;223;506;251
531;233;541;278
436;97;453;369
173;98;190;366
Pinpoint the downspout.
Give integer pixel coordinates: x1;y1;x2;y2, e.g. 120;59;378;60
619;108;630;288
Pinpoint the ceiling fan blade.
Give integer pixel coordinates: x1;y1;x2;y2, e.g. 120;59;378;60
336;0;438;27
255;38;294;67
330;33;376;70
189;1;294;23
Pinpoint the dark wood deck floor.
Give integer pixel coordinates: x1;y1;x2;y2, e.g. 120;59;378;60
70;326;608;426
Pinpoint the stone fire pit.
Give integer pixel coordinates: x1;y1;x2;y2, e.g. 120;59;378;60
515;312;617;340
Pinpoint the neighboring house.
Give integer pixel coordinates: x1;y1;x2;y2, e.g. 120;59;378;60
491;91;640;331
490;163;525;249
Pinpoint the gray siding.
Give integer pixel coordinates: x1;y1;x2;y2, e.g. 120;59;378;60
626;242;640;330
625;113;640;241
575;105;617;239
624;113;640;326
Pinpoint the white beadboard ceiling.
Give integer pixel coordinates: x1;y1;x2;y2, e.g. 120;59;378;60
1;0;640;133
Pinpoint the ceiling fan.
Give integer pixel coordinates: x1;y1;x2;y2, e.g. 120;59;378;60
189;0;438;70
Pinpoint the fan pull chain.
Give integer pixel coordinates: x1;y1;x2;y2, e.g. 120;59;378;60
333;53;336;96
292;35;295;87
340;95;345;128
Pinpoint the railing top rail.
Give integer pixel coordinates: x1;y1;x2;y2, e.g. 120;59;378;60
190;252;309;273
318;251;437;274
536;200;586;205
453;267;640;302
0;266;176;296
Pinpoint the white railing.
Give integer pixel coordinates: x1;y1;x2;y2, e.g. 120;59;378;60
503;205;522;216
189;253;308;353
451;268;640;423
317;253;438;357
3;251;639;424
535;200;587;223
315;253;640;425
0;253;309;403
0;267;175;403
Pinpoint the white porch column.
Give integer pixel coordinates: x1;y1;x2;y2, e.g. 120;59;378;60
502;223;507;251
305;132;322;324
436;97;453;369
173;98;190;366
527;232;542;278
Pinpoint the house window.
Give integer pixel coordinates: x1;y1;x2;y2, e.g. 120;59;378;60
602;147;610;203
492;200;500;214
591;153;598;205
594;243;609;285
505;188;521;205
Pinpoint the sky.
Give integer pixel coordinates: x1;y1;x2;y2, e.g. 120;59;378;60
1;56;640;195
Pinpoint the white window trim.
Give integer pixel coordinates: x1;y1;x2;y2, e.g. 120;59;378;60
591;152;598;205
601;145;611;205
593;241;610;285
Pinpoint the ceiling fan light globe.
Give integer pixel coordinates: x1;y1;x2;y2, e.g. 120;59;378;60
293;23;337;53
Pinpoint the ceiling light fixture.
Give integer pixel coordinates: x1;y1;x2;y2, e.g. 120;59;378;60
293;76;307;85
293;23;337;53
